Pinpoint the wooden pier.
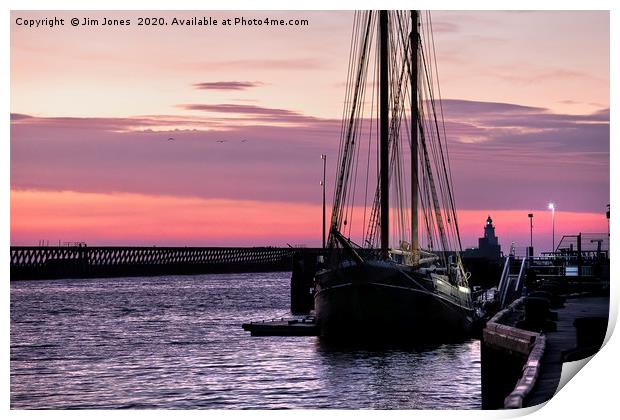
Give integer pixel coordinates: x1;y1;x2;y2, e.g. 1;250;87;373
524;296;608;407
482;293;609;409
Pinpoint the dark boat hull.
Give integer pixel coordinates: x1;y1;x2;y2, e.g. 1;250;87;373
314;261;475;342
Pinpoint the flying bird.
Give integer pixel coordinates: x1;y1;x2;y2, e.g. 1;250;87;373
216;140;227;143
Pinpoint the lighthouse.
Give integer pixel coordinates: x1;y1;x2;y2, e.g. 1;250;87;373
478;215;501;259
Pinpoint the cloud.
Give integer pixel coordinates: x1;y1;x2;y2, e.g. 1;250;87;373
180;103;298;116
194;58;323;71
432;100;609;213
192;81;264;90
9;113;232;131
10;113;32;121
10;99;609;214
439;99;544;116
10;111;343;206
558;100;608;109
487;67;605;85
438;100;609;150
426;21;460;33
178;103;332;125
9;107;337;132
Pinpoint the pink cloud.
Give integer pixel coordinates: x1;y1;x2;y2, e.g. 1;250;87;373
192;81;264;90
193;58;323;71
10;99;609;219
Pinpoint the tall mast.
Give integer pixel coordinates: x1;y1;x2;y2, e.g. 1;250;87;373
411;11;419;265
379;10;390;259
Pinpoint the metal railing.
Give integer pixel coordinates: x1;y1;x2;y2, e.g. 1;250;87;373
10;246;325;280
498;256;528;309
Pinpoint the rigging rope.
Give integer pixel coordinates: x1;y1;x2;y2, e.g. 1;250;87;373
329;11;467;283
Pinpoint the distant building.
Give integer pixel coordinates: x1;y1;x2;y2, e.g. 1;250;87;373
463;215;502;260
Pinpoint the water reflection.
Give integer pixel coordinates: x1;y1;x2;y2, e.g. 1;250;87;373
11;273;480;409
315;339;480;409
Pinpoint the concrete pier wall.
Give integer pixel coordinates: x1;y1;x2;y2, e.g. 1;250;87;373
481;298;544;409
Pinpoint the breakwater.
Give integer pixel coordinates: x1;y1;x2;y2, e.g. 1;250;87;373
10;246;324;280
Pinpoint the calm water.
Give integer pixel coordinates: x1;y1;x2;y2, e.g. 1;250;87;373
11;272;481;409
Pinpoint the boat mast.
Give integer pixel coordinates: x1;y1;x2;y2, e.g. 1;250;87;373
411;11;419;265
379;10;390;259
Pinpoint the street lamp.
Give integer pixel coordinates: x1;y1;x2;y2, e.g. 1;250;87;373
320;154;327;249
528;213;534;257
606;204;610;239
548;203;555;253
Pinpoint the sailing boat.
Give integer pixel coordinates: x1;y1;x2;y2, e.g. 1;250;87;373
314;10;474;342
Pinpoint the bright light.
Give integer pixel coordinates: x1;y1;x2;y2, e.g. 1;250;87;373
548;203;555;211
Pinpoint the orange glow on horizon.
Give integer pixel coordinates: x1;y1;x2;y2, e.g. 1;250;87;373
10;189;322;246
10;189;607;251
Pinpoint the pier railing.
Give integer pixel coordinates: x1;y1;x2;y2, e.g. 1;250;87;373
10;246;324;280
497;256;527;309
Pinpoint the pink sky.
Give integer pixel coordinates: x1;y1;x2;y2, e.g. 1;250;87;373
10;11;609;253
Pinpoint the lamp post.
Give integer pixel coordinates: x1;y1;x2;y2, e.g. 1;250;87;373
320;154;327;249
606;204;610;239
528;213;534;258
548;203;555;253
